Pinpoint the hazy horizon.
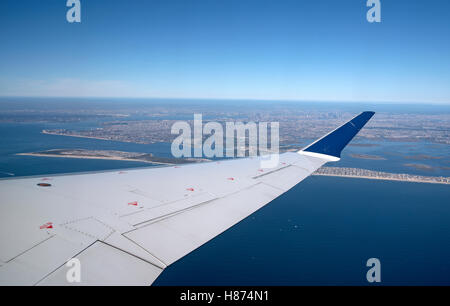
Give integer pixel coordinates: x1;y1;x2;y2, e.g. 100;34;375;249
1;95;450;107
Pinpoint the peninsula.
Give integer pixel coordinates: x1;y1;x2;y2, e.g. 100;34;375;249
17;149;209;165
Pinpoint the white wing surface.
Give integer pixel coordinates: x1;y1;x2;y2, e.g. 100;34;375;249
0;112;374;285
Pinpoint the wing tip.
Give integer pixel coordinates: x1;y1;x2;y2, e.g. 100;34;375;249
300;111;375;160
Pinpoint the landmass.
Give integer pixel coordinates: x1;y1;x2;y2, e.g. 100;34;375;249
17;149;209;165
348;143;379;147
314;167;449;185
403;163;434;171
404;154;443;160
14;101;446;145
349;154;386;160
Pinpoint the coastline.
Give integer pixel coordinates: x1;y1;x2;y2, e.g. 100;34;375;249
41;130;152;144
312;172;450;185
16;152;174;165
314;167;450;185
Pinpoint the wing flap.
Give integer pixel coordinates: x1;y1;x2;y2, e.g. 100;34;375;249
124;182;284;265
37;241;163;286
0;235;87;285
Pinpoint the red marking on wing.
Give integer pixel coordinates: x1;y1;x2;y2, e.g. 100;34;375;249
39;222;53;229
174;166;180;168
186;188;194;192
128;201;138;206
37;183;52;187
258;169;264;172
118;171;127;174
41;178;52;181
227;177;235;181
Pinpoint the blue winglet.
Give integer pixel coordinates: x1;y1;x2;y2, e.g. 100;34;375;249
301;111;375;159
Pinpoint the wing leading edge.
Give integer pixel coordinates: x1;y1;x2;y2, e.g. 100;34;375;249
0;111;374;285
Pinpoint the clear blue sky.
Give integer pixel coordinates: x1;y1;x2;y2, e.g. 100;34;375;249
0;0;449;103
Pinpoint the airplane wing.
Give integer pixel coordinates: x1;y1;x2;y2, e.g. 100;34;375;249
0;111;374;285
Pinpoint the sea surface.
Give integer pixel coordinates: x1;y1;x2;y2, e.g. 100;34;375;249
156;176;450;286
0;117;449;285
